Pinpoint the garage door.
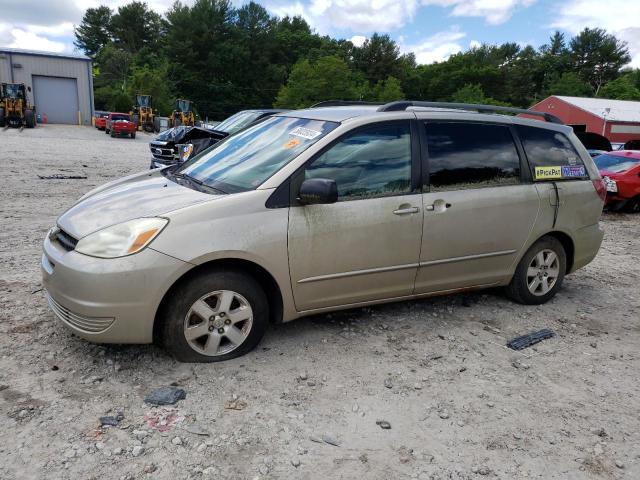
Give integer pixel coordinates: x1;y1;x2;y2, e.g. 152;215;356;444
32;76;79;124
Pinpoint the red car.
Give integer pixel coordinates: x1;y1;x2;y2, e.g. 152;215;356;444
106;113;137;138
594;150;640;212
94;111;109;130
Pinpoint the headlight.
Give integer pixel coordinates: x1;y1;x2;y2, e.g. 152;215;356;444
75;218;168;258
603;176;617;193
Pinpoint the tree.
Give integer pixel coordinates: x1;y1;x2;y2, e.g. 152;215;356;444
74;6;112;57
570;28;631;95
352;33;414;86
546;72;592;97
599;75;640;100
110;1;164;54
371;76;404;101
274;56;360;108
452;84;511;106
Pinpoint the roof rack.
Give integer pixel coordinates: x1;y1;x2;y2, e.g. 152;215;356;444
310;100;384;108
377;101;564;124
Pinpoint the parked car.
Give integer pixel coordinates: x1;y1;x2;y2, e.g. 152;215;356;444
43;101;605;362
149;109;286;168
106;113;136;139
594;150;640;212
94;111;109;130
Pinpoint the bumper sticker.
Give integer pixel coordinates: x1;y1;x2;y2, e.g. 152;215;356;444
535;165;587;180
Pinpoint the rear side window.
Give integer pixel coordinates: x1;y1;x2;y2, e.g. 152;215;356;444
305;122;412;200
516;125;588;181
425;122;521;192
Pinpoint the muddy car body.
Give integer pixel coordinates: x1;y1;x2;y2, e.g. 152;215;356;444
43;101;605;362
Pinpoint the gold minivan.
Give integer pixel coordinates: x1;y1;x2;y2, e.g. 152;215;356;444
43;101;605;362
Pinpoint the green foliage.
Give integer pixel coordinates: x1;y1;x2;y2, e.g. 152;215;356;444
74;6;113;57
274;56;360;108
75;1;636;120
598;74;640;100
546;72;592;97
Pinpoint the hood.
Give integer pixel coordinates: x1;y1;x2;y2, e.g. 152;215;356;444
58;170;220;239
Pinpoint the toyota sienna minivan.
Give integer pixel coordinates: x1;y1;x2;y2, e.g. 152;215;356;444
43;101;605;362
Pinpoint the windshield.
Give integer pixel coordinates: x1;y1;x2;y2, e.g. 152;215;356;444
594;154;640;173
136;95;151;107
111;114;130;121
214;111;266;134
3;84;24;99
177;116;338;193
176;100;192;112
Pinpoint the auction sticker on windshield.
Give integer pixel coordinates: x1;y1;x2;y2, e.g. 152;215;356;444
289;126;322;140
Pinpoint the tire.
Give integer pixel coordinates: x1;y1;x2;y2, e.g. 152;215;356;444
131;132;136;139
25;109;35;128
110;130;115;138
623;196;640;213
132;114;139;129
105;128;109;134
0;107;5;127
159;270;269;363
506;236;566;305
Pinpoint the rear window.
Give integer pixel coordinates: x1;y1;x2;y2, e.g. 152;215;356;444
425;122;521;191
111;114;129;121
594;154;640;173
516;125;588;181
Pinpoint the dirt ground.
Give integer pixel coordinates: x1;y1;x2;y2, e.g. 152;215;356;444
1;124;639;480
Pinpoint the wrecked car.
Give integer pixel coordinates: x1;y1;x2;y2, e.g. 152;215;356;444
149;109;286;168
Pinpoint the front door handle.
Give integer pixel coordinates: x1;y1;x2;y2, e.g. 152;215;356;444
393;206;420;215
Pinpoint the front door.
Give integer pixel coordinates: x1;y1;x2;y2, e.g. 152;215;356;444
288;121;424;311
414;121;540;293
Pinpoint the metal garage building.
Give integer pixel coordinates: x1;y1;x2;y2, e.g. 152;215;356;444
529;95;640;144
0;47;93;125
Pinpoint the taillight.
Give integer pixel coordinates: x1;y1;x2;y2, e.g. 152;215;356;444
592;178;606;202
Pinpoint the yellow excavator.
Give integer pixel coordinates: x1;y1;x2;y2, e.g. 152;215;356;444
131;94;157;132
0;83;36;128
171;99;196;127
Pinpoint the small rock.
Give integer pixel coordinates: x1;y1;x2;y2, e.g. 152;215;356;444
259;465;269;475
131;445;144;457
307;380;316;387
512;359;530;370
99;416;120;427
291;457;301;467
197;443;207;453
615;460;625;469
413;383;422;390
322;434;340;447
472;465;491;475
144;387;186;406
112;447;123;456
299;372;308;381
352;403;359;412
63;449;76;459
376;420;391;429
486;402;495;408
171;436;183;446
143;464;156;474
438;410;450;419
591;427;606;437
384;378;393;389
202;467;216;477
133;430;149;440
184;424;210;436
590;342;597;348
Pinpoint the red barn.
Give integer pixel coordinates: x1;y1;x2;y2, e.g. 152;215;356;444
529;96;640;144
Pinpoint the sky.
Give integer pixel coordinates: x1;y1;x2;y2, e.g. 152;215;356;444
0;0;639;67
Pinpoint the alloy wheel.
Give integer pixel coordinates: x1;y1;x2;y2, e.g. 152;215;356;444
526;249;560;296
183;290;253;356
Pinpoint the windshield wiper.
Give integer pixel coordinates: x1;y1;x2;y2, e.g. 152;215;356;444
169;169;227;195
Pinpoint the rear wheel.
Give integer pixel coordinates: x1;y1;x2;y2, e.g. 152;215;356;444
623;196;640;213
506;236;566;305
0;107;5;127
131;131;136;139
159;270;269;362
25;109;36;128
105;128;109;134
110;130;115;137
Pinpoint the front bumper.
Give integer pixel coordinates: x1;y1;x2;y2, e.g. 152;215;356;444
42;235;191;344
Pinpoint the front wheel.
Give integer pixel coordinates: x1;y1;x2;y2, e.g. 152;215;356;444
159;270;269;362
623;196;640;213
0;107;5;127
506;236;566;305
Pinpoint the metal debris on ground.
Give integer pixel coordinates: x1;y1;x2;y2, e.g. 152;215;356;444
224;399;247;411
99;413;124;427
37;174;88;180
144;386;186;406
507;329;555;350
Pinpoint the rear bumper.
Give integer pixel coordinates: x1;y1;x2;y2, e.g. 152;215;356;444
569;223;604;273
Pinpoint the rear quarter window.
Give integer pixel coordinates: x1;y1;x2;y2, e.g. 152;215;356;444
516;125;589;181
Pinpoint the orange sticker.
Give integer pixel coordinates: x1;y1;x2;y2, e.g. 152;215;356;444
284;138;301;149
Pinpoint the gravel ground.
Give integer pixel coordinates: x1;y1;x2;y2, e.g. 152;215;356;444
1;124;639;480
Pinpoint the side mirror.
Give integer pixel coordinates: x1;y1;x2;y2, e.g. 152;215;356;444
298;178;338;205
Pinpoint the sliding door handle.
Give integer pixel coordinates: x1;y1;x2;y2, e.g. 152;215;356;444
393;206;419;215
425;200;452;213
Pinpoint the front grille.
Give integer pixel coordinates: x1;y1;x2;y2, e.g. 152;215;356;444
54;229;78;252
150;142;176;161
46;291;115;333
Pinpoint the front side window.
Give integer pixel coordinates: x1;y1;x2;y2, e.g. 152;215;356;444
304;122;412;200
215;111;266;134
179;116;338;193
426;122;521;191
516;125;588;181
